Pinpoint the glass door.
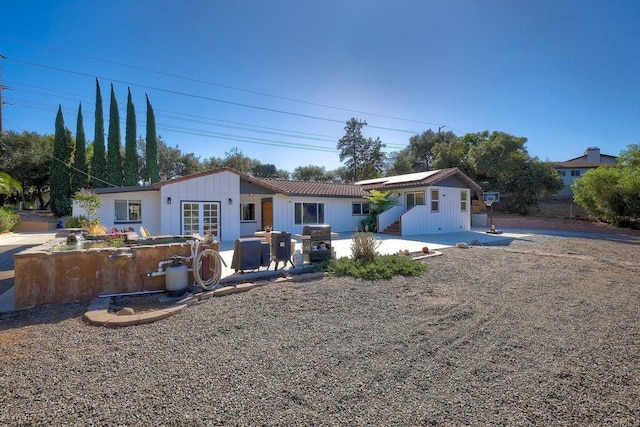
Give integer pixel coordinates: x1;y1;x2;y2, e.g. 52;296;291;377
182;201;220;237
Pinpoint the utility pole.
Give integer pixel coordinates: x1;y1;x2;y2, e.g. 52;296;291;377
0;54;5;135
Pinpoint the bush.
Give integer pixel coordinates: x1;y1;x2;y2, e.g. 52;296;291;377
63;215;86;228
350;231;381;262
0;207;20;232
328;254;427;280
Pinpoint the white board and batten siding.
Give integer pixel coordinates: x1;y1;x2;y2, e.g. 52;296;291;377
400;186;471;236
158;170;241;242
271;195;367;235
72;189;162;235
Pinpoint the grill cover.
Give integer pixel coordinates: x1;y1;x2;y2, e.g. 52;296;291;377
231;238;270;272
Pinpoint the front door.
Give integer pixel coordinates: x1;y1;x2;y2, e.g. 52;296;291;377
261;198;273;230
181;201;220;238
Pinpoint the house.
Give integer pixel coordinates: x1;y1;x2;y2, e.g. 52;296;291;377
553;147;617;198
75;167;481;239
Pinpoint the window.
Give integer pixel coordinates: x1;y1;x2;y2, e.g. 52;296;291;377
558;170;566;176
352;202;371;215
115;200;141;222
431;189;439;212
406;192;425;209
460;191;468;211
294;202;324;224
240;203;256;222
571;170;581;177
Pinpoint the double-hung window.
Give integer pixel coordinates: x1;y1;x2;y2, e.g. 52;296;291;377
460;191;468;211
431;189;440;212
115;200;141;223
294;202;324;224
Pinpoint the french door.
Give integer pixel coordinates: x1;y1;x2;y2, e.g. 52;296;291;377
181;201;220;238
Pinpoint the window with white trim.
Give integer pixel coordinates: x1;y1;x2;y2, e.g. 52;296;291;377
558;170;566;176
406;192;425;210
115;200;141;222
352;202;371;215
571;170;581;177
294;202;324;224
240;203;256;222
431;189;439;212
460;191;468;211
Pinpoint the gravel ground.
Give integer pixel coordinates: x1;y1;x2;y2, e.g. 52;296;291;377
1;231;639;425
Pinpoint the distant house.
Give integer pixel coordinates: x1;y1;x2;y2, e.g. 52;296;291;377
553;147;617;198
75;167;481;239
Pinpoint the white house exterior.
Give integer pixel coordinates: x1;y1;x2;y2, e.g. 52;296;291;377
553;147;617;198
357;169;482;236
76;167;481;240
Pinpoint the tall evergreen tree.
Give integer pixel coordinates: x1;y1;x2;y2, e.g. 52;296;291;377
145;93;159;183
106;83;123;186
50;105;74;216
123;87;138;186
91;79;106;187
337;118;386;181
72;102;88;191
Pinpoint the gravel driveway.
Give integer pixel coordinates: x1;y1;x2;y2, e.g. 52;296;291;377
1;231;639;425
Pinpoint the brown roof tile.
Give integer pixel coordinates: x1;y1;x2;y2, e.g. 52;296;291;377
249;177;368;198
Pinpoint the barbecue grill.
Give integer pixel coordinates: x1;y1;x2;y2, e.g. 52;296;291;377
270;231;293;270
301;225;332;264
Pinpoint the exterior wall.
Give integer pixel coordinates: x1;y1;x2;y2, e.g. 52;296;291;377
158;171;241;242
271;195;368;234
399;186;471;235
378;205;404;232
239;194;265;236
75;190;161;235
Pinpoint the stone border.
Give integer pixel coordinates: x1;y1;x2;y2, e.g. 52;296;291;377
83;272;326;327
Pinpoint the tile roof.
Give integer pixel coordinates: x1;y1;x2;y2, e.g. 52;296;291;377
248;177;368;198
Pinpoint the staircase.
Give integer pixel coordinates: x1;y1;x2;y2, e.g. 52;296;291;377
381;220;401;235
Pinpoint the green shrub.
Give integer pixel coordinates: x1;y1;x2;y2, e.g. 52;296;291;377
350;231;381;262
63;215;102;229
62;215;89;228
0;207;20;232
328;254;427;280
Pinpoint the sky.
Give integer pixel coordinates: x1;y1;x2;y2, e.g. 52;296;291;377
2;0;639;174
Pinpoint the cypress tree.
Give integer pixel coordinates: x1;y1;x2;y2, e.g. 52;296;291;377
91;79;106;187
123;87;138;186
145;93;159;183
50;105;74;216
106;83;123;186
72;103;88;191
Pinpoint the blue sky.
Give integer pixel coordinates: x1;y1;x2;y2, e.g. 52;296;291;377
2;1;639;173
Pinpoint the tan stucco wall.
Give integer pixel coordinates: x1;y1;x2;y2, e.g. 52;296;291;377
13;241;218;309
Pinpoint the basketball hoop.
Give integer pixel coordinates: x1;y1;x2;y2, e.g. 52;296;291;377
484;199;494;208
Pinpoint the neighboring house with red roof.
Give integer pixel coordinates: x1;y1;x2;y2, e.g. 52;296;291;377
553;147;617;198
76;167;481;240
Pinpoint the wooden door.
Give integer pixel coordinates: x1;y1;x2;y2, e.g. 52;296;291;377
261;198;273;230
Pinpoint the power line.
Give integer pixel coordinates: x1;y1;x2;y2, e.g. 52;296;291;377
6;57;422;135
5;95;409;152
0;36;448;128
